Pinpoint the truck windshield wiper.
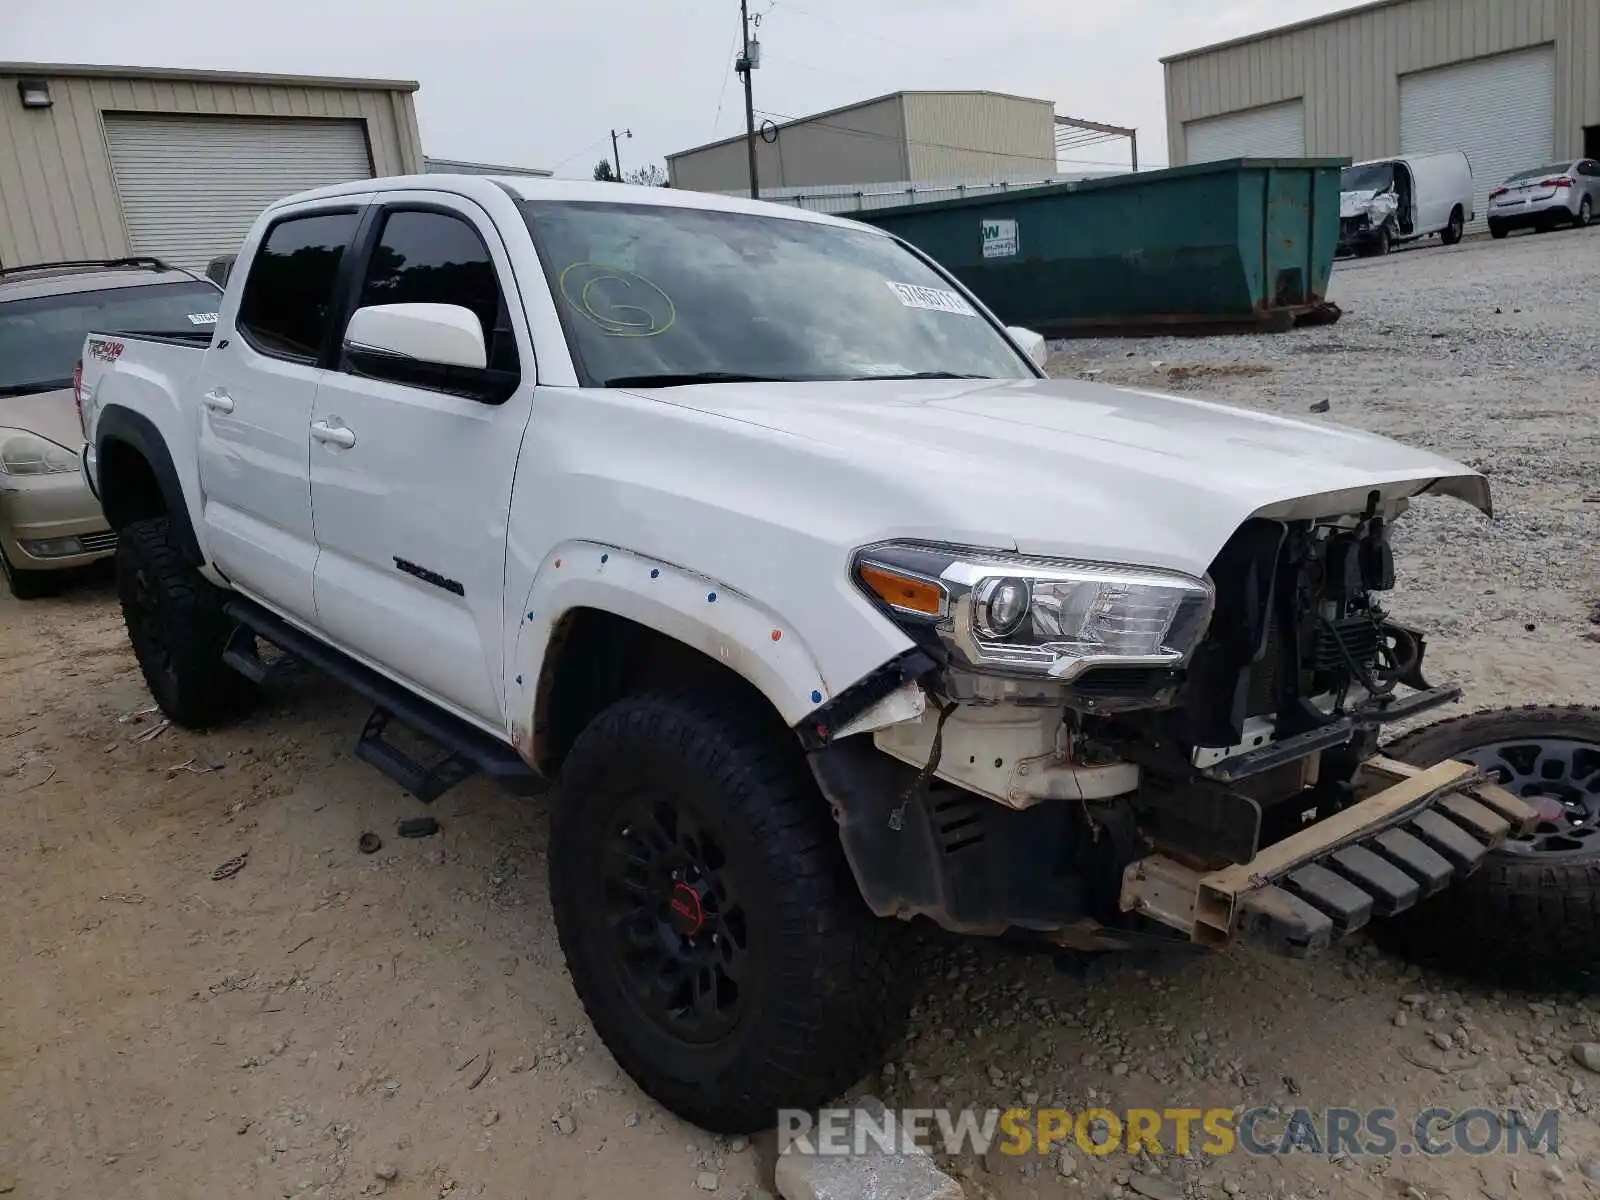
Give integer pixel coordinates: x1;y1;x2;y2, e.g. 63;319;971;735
603;372;805;388
842;371;989;381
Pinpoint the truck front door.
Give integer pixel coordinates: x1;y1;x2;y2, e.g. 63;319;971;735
198;206;364;622
306;195;534;727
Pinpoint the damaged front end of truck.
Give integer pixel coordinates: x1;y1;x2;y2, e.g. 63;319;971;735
805;477;1538;960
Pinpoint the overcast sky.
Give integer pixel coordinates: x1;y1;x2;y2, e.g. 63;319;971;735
6;0;1353;179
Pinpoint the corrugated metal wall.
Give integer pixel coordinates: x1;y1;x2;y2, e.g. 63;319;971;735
902;93;1058;181
668;96;909;194
0;69;423;266
1164;0;1600;165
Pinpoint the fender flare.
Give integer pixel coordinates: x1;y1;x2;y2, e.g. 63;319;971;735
507;543;833;745
95;404;203;565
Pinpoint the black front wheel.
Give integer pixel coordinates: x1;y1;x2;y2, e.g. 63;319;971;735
1374;706;1600;989
549;690;908;1133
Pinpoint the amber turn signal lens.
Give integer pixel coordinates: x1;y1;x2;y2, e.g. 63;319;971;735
858;563;944;616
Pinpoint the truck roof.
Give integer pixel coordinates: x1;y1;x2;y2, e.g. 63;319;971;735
264;174;873;231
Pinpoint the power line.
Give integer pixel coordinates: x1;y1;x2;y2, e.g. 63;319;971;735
773;0;973;65
709;9;742;135
549;135;614;173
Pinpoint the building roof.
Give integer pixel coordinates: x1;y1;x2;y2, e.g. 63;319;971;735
666;89;1053;162
424;157;552;177
0;61;419;92
1161;0;1408;63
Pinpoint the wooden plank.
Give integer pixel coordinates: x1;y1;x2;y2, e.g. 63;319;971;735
1200;758;1476;899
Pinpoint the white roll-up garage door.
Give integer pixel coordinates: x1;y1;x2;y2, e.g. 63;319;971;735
1401;46;1555;231
1184;100;1306;163
105;115;373;271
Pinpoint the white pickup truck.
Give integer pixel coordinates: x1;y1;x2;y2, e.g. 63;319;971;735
78;174;1532;1133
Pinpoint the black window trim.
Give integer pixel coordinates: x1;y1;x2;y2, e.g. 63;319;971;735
328;199;523;403
234;204;365;368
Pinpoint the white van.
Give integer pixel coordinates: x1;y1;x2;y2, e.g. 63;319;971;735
1338;151;1473;256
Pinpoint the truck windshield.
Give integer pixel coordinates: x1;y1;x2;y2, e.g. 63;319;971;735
519;200;1034;387
0;279;221;396
1341;163;1395;192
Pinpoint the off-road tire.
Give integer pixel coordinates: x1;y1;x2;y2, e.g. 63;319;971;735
1373;705;1600;990
116;516;255;728
0;542;58;600
549;690;909;1133
1440;206;1465;245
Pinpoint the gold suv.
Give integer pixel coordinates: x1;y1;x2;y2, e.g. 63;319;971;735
0;258;220;599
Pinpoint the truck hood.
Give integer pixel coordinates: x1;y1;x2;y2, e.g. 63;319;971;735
623;376;1489;577
0;386;82;451
1340;189;1398;220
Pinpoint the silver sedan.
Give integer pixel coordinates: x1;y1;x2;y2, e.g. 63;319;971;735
1487;159;1600;238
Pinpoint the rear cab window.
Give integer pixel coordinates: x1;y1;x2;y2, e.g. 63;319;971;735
236;211;362;362
0;278;222;397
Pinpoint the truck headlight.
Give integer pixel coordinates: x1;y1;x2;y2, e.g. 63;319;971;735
0;429;78;476
854;542;1214;680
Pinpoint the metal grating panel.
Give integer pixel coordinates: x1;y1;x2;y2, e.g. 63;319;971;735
105;114;373;271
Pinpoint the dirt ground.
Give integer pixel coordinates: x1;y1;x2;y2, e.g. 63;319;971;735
4;227;1599;1200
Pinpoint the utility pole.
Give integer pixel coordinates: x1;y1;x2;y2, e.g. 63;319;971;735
737;0;760;198
610;128;632;180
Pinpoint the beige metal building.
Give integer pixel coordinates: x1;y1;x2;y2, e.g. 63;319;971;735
667;91;1058;194
0;62;424;271
424;156;552;178
1163;0;1600;227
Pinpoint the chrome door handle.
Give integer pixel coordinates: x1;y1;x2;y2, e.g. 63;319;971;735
202;389;234;414
310;421;356;449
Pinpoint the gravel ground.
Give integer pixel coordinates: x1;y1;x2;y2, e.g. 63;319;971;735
2;228;1598;1200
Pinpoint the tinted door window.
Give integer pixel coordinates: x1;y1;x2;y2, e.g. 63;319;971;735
356;210;517;370
236;212;360;361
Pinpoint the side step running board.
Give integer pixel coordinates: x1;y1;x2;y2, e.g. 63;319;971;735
223;598;544;802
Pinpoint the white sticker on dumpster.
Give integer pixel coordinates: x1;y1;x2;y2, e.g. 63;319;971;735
981;218;1019;259
884;281;977;316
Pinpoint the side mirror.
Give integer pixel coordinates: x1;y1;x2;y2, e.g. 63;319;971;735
1007;326;1050;369
345;303;487;370
205;254;235;288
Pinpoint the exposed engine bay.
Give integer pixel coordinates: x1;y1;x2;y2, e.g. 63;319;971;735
808;497;1480;949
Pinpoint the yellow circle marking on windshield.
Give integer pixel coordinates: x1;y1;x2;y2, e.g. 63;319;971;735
558;262;677;337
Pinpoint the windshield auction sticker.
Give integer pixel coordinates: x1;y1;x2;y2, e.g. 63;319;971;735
884;281;977;316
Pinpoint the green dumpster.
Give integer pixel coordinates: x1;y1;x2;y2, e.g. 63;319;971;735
856;157;1348;336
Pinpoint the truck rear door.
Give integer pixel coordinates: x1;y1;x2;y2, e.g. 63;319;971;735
197;204;365;623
